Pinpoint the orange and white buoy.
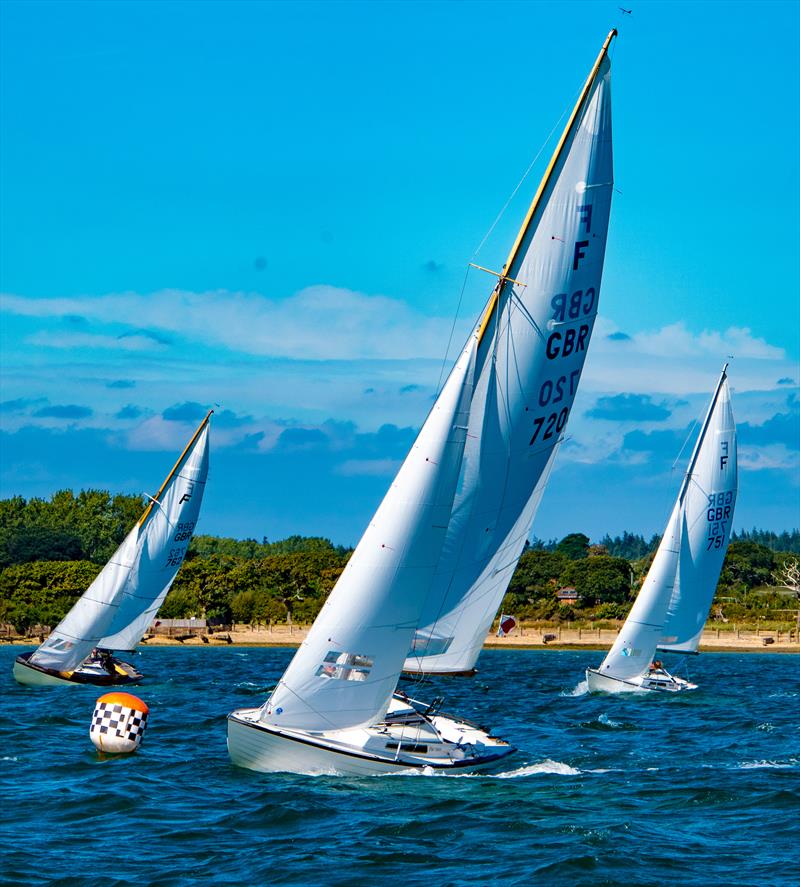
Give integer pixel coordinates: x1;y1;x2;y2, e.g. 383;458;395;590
90;692;149;753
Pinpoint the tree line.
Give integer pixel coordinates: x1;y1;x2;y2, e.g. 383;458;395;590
0;491;798;634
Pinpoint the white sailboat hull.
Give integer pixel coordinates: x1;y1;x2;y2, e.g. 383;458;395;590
13;652;142;687
227;700;515;776
585;668;697;694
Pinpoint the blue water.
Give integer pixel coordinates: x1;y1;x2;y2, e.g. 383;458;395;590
1;647;798;886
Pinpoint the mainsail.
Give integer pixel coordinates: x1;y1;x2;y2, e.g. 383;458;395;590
594;368;737;681
405;31;616;674
262;336;478;732
28;413;211;673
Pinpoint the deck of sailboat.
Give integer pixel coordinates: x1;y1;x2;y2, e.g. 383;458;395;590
227;696;514;776
13;651;143;687
585;666;697;694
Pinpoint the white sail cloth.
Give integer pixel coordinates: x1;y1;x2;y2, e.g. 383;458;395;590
597;504;683;682
405;54;614;674
29;421;210;673
594;374;737;681
659;380;737;653
98;423;210;651
263;337;478;732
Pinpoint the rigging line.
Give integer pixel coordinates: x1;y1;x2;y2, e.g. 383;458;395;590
435;263;472;396
672;416;701;475
471;94;577;260
267;677;355;732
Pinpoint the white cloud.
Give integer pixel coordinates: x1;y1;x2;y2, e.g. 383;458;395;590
27;331;167;351
738;444;800;473
616;321;784;361
583;317;796;400
2;286;469;361
3;287;798;469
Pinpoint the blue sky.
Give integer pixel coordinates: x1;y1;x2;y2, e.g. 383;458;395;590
1;0;798;544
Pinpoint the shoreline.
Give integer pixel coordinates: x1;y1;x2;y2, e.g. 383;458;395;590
4;625;798;653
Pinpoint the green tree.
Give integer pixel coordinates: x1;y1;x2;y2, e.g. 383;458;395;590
555;533;590;560
717;542;776;598
560;555;630;606
0;526;84;567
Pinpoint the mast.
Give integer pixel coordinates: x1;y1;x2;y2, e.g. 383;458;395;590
476;28;617;346
677;364;729;505
138;409;213;526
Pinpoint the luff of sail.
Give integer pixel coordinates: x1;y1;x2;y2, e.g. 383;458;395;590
28;413;212;673
594;367;737;682
262;336;478;732
405;31;616;674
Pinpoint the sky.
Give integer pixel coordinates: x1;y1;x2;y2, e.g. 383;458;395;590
1;0;799;546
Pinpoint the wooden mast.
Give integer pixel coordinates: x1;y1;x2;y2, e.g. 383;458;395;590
138;409;213;526
476;29;617;346
677;365;729;506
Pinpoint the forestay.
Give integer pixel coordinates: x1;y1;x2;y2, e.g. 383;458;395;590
262;337;478;732
405;44;615;674
29;416;211;673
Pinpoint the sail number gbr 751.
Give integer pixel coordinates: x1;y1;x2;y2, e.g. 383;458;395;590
529;287;595;447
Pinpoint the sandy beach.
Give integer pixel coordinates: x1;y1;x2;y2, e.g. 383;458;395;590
5;623;786;653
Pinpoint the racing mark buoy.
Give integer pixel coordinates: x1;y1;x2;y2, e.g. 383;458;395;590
90;692;149;754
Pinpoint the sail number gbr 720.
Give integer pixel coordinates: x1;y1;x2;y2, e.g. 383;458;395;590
529;288;595;447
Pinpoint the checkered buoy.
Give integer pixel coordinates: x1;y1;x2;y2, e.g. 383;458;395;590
90;692;149;754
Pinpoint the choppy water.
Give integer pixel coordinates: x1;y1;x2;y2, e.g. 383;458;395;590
1;647;798;886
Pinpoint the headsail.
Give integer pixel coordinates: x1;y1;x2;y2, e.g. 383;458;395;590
596;503;683;682
594;367;737;682
406;31;616;674
29;413;212;673
263;336;478;732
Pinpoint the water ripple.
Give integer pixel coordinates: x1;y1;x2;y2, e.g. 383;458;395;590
1;647;798;885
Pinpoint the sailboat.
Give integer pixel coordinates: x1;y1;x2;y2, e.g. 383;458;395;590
403;30;616;677
13;412;212;687
586;367;738;693
227;30;617;775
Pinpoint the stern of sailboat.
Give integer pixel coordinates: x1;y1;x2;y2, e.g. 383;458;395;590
13;651;143;687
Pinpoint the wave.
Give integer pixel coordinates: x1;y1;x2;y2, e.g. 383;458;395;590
389;758;582;779
579;712;634;731
562;679;589;697
737;759;798;770
493;759;582;778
